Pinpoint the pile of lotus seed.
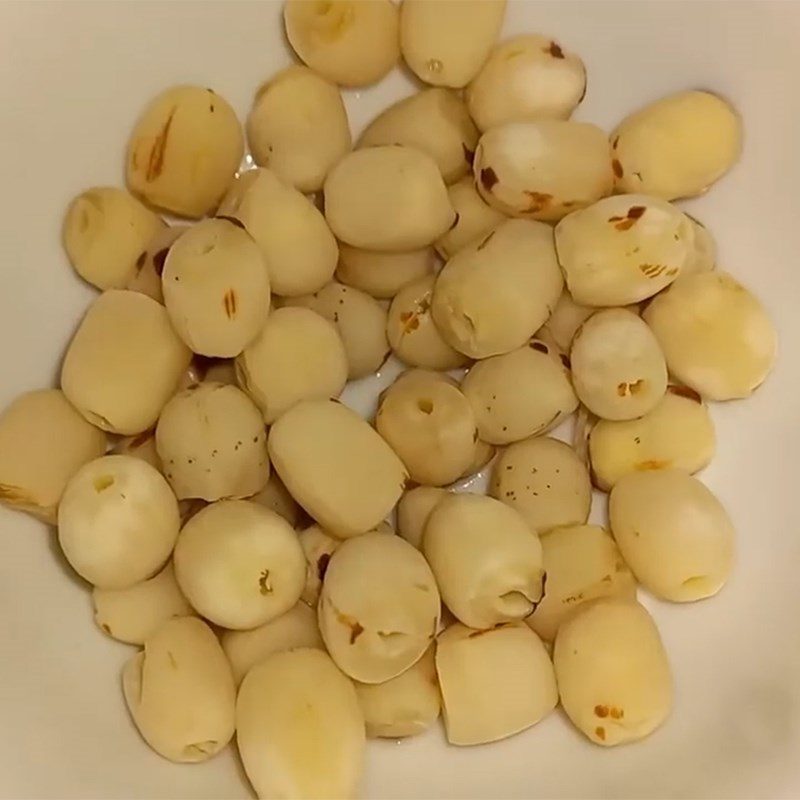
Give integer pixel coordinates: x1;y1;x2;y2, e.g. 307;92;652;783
0;1;778;797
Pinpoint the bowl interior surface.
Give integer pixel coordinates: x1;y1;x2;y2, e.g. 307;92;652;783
1;1;799;798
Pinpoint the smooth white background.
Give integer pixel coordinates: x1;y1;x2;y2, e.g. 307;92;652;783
0;1;799;798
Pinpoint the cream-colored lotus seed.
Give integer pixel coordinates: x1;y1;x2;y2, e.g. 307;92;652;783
336;244;435;299
355;645;440;738
92;561;193;645
571;308;667;420
269;400;407;539
299;524;342;607
126;85;243;217
237;648;365;800
475;120;613;221
283;282;389;379
462;340;577;445
589;386;716;490
324;146;455;251
388;275;468;370
432;219;564;358
123;617;236;762
247;66;351;193
155;382;269;501
467;34;586;131
554;598;672;746
61;290;191;435
236;307;347;424
528;525;636;642
537;290;594;351
174;500;305;630
319;532;440;683
162;218;271;358
435;176;505;260
221;602;323;686
400;0;507;88
218;168;338;297
684;215;717;274
490;436;591;535
424;493;545;629
58;455;180;589
397;486;448;550
376;370;477;486
249;471;302;528
126;225;186;303
63;186;165;290
611;90;742;200
643;271;777;400
554;194;695;307
436;621;557;746
284;0;399;87
0;389;106;524
609;469;735;602
359;88;478;184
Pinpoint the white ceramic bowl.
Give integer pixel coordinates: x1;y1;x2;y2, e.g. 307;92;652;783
1;1;799;798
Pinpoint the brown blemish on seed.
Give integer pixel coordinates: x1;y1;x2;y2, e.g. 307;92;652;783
595;726;606;741
258;569;272;595
612;159;623;179
101;623;112;635
524;191;553;213
399;310;421;333
609;206;646;231
612;136;620;150
668;384;702;403
594;705;609;718
146;107;176;182
636;459;669;471
152;247;170;277
349;622;364;644
480;167;499;191
223;289;238;319
617;379;644;397
610;707;624;719
548;41;565;58
639;263;668;279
